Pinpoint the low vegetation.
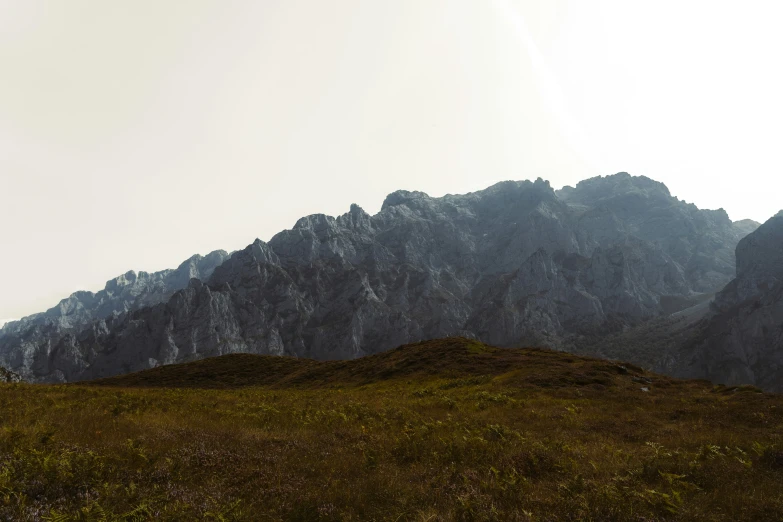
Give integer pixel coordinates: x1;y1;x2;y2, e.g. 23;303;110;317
1;338;782;521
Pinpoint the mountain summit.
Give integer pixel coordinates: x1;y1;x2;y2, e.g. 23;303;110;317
0;174;760;383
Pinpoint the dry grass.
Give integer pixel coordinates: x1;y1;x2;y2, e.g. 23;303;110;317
1;338;782;521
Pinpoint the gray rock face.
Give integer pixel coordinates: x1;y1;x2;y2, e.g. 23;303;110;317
557;173;752;293
0;365;22;383
0;173;760;382
674;212;783;391
0;250;229;381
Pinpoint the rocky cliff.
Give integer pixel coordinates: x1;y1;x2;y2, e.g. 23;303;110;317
0;173;760;382
0;250;229;380
673;211;783;391
0;365;22;383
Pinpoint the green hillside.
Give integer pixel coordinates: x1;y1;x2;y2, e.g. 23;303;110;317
1;338;782;521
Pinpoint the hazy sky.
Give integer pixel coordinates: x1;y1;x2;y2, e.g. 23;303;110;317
2;0;782;324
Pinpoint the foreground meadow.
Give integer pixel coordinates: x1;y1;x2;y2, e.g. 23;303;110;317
1;338;782;521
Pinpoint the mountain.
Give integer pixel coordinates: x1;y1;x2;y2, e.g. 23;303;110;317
0;250;229;381
0;173;759;383
673;211;783;391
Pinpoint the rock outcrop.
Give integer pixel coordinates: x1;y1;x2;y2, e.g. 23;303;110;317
0;365;22;383
674;211;783;391
0;250;230;380
0;173;760;382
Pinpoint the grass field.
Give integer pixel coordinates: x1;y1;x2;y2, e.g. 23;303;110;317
1;338;782;521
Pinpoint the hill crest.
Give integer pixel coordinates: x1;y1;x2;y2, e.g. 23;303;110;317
88;337;728;397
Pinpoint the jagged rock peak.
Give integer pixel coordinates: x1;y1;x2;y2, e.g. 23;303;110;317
293;213;336;231
503;177;553;191
209;240;280;287
381;190;431;210
558;172;672;202
735;212;783;279
176;250;230;269
1;174;763;385
338;204;373;230
480;178;558;201
227;238;276;260
246;239;280;263
381;178;559;213
106;270;141;291
0;249;230;339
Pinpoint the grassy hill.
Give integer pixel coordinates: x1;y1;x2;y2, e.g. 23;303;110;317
1;338;782;521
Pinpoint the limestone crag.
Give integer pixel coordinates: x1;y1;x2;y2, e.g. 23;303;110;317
0;365;22;383
673;212;783;391
0;174;760;382
0;250;229;380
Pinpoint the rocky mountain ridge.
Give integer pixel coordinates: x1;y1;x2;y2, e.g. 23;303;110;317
0;173;761;383
673;211;783;391
0;250;229;378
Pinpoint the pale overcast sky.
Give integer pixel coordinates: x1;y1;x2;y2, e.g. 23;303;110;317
1;0;782;324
